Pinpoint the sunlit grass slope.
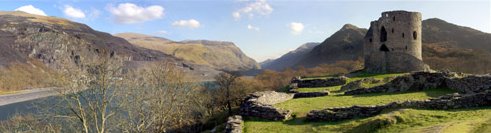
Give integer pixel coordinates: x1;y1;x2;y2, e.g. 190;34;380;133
244;73;491;133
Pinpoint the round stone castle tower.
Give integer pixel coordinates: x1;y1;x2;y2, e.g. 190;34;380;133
364;10;428;73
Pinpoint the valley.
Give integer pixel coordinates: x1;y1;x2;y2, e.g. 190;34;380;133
0;1;490;133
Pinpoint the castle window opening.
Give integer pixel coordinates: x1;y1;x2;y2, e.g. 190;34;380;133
392;28;394;33
369;38;372;42
380;26;387;42
393;16;395;21
413;31;417;40
402;33;405;38
379;44;390;52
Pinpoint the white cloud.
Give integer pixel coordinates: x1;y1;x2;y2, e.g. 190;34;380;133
157;30;168;34
247;24;260;31
63;5;86;19
233;0;273;20
15;5;47;16
172;19;201;29
108;3;164;24
289;22;304;35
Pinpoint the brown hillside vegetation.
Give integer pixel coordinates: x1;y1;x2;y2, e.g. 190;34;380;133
115;33;259;71
423;43;491;73
0;60;60;91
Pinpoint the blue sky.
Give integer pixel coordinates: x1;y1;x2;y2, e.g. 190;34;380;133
1;0;490;62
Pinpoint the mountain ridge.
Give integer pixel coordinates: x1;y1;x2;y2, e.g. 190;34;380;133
0;11;221;84
115;33;260;71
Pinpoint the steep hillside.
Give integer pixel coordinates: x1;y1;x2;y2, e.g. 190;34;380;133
261;42;319;71
0;11;174;68
294;24;367;68
420;18;491;73
422;18;491;52
116;33;260;71
269;19;491;74
0;11;219;89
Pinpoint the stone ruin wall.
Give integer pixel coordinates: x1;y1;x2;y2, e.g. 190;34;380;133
239;91;294;121
364;11;427;73
307;90;491;122
345;71;491;95
308;71;491;122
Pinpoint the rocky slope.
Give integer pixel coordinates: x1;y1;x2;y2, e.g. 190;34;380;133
266;19;491;74
422;18;491;52
261;42;319;71
281;24;367;68
0;11;220;87
116;33;259;71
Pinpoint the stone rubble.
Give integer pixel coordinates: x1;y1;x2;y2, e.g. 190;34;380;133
345;71;491;95
225;115;243;133
307;90;491;122
293;91;330;98
239;91;294;120
291;76;347;88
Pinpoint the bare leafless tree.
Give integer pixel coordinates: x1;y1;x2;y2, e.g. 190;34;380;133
214;72;239;116
116;61;207;132
43;49;124;133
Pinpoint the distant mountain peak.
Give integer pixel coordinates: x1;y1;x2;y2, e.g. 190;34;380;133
424;18;446;22
341;24;359;30
115;32;173;44
180;40;235;46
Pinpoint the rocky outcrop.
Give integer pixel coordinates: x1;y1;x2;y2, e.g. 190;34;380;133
239;91;294;120
307;90;491;121
293;91;330;98
225;115;243;133
345;71;491;95
292;76;347;88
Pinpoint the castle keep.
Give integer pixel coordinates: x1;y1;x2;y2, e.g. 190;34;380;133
364;11;428;73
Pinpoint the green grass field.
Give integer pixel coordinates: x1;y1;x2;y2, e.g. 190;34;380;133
243;73;491;133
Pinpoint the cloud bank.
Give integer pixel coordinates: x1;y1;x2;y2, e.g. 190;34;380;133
172;19;201;29
233;0;272;20
108;3;164;24
15;5;47;16
63;5;86;19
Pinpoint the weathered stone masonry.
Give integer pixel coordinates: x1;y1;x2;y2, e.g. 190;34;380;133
225;115;243;133
290;76;347;88
239;91;294;120
364;11;429;73
307;91;491;122
345;71;491;95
